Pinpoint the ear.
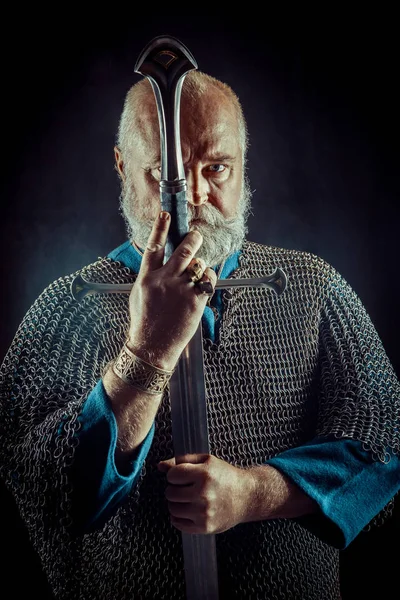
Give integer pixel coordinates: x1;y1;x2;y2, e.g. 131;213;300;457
114;146;125;181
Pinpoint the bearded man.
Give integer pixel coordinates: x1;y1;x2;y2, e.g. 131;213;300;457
0;70;399;600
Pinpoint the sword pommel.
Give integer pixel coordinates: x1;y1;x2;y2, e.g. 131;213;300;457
134;35;198;183
268;267;287;295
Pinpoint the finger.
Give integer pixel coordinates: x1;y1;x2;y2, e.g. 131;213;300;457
163;230;203;276
165;466;194;485
168;501;194;519
195;267;217;297
165;484;195;503
165;461;208;485
170;515;198;533
157;457;176;472
176;453;210;465
140;211;170;273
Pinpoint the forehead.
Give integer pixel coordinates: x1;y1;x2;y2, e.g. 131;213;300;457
133;91;241;162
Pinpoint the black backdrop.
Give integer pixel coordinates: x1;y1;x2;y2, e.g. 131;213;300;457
1;11;399;599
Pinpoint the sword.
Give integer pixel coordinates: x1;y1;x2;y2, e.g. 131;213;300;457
70;35;288;599
134;34;220;600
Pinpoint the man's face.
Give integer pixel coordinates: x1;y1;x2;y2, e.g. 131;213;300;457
118;89;251;267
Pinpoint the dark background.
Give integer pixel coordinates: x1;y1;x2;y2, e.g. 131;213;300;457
1;10;399;599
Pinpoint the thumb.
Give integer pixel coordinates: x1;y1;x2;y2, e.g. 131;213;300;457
157;457;176;472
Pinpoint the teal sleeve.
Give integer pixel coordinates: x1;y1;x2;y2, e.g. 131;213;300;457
266;437;400;549
70;380;155;533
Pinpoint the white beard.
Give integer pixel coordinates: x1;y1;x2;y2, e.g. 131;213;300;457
119;176;252;268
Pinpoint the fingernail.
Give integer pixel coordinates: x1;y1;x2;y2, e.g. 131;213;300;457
159;211;169;221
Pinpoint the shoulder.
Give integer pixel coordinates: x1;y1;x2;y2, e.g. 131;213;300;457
241;240;342;287
2;256;134;369
16;256;135;335
240;240;363;314
35;256;134;305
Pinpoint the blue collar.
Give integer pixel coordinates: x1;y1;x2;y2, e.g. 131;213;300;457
107;240;240;279
107;241;241;342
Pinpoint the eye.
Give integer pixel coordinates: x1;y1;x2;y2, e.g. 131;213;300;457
146;167;161;181
207;164;226;173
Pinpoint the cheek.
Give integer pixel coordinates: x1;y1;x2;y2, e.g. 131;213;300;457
132;173;161;215
213;176;242;219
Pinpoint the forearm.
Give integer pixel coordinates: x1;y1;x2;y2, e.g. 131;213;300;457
243;464;319;522
102;366;162;465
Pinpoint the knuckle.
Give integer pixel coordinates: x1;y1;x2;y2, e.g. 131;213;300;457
206;506;215;521
190;230;203;243
177;246;194;260
146;241;164;253
201;504;214;522
199;494;210;510
139;272;152;287
204;267;217;283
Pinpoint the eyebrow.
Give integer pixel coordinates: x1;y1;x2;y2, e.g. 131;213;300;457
203;153;236;163
143;153;236;168
143;157;161;168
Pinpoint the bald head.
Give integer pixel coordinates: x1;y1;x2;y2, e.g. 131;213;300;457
116;70;248;162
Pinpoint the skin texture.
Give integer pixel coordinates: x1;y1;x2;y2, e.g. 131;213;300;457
103;83;319;532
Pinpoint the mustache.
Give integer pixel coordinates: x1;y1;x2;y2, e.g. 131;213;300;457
136;201;236;229
188;203;236;227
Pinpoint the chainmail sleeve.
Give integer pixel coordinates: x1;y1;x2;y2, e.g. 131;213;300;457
315;264;400;527
316;263;400;463
0;258;136;597
0;275;88;592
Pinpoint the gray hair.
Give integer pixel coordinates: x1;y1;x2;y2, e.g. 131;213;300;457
116;70;249;160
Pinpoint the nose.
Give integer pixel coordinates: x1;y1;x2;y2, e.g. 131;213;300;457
185;168;208;206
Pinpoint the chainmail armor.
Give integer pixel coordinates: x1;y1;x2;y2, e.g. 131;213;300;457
1;241;399;599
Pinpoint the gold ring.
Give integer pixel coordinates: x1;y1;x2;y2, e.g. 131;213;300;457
186;257;206;283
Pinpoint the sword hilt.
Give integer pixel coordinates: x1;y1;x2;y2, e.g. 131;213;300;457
135;36;198;260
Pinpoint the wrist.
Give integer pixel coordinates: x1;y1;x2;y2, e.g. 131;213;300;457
113;343;175;395
242;465;319;523
125;339;179;372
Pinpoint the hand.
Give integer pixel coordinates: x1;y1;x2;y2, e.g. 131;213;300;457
127;212;217;370
157;454;254;534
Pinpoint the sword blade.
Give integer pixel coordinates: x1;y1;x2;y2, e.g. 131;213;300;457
170;327;219;600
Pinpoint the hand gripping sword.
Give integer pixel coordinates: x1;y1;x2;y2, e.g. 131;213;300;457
70;35;287;600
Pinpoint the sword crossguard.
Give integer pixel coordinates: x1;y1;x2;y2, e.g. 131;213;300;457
70;268;287;302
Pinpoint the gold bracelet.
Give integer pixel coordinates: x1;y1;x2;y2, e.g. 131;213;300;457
113;344;174;395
